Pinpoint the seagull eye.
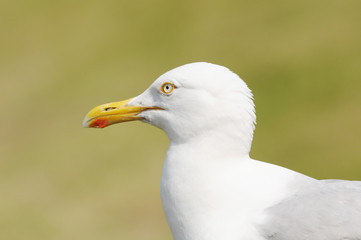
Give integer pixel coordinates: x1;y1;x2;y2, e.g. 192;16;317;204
161;82;175;94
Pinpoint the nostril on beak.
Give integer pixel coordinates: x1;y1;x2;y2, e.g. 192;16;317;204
104;107;117;111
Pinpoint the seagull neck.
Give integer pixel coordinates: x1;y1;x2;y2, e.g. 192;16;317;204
168;130;252;161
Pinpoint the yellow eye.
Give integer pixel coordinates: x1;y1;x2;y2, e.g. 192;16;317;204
161;82;175;94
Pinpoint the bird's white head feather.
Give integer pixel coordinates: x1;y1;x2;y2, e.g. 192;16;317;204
130;62;256;155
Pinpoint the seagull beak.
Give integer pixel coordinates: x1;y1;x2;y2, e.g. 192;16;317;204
82;98;163;128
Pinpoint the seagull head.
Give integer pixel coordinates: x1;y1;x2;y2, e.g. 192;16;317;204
83;62;256;153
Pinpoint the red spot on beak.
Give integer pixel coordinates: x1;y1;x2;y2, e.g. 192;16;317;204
90;118;109;128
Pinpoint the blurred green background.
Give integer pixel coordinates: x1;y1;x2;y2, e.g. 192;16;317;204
1;0;361;239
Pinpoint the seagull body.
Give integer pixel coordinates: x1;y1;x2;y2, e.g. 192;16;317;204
83;62;361;240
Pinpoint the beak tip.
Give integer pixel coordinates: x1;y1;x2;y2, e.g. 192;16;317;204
82;116;110;128
82;116;91;128
82;122;89;128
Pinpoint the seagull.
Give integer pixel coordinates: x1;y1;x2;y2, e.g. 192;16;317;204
82;62;361;240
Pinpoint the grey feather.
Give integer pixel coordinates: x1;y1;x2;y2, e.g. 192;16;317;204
259;180;361;240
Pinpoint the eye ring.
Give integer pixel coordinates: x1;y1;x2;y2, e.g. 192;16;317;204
161;82;175;94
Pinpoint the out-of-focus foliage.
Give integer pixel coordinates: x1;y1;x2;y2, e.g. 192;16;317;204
0;0;360;239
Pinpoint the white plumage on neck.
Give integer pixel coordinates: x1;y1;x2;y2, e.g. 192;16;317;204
161;139;308;240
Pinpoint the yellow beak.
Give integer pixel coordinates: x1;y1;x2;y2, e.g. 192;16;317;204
82;98;163;128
